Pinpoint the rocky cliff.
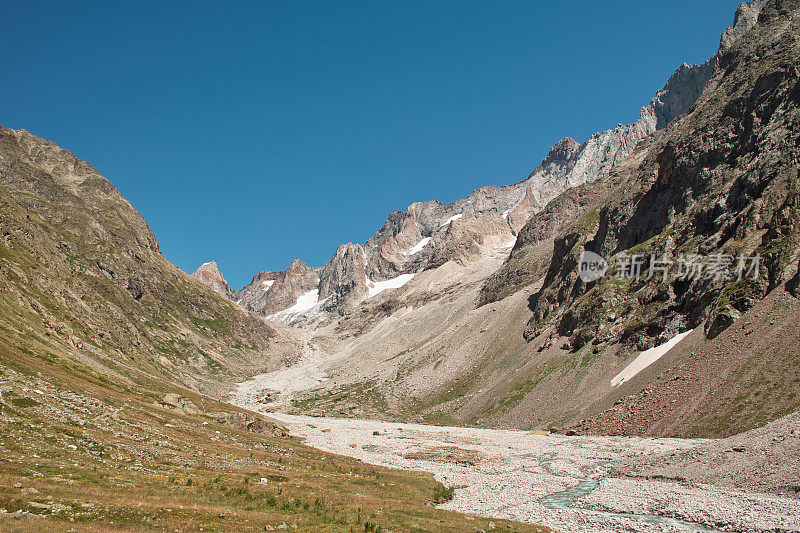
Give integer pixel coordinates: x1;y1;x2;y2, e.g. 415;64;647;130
501;0;800;435
319;243;369;314
191;261;233;299
220;2;765;320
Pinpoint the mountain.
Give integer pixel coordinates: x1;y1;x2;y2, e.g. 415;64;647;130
198;2;755;322
0;126;534;531
191;260;233;299
0;126;298;395
1;0;796;528
226;0;800;440
235;258;319;317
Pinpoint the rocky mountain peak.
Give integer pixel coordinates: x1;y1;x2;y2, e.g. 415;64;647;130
287;258;312;274
541;137;580;166
236;258;319;316
191;261;233;299
250;270;280;284
319;243;368;314
720;0;768;52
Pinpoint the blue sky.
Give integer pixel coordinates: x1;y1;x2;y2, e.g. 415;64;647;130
2;1;739;289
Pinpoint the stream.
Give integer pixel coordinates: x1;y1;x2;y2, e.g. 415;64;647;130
236;412;797;532
538;474;723;532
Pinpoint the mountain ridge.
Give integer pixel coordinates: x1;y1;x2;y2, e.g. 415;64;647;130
197;0;765;322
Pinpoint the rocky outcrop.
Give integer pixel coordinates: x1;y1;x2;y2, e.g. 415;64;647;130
234;270;279;312
428;214;515;269
540;137;581;166
191;261;233;299
159;393;202;415
478;175;616;307
238;259;319;315
645;61;716;130
521;0;798;350
364;210;429;281
506;186;542;233
319;243;368;314
720;0;768;52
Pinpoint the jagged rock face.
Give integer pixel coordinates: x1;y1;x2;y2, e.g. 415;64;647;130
523;0;797;350
506;186;542;233
647;61;717;130
720;0;768;52
238;259;319;315
191;261;233;299
428;214;515;269
234;270;279;312
319;243;368;314
540;137;581;166
364;210;428;281
478;175;617;307
230;0;765;321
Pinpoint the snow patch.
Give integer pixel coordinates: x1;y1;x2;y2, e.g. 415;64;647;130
261;279;275;289
441;213;463;226
610;330;693;387
281;289;319;314
406;237;431;256
501;210;510;219
366;273;415;297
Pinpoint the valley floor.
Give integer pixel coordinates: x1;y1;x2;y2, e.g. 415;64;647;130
262;413;800;533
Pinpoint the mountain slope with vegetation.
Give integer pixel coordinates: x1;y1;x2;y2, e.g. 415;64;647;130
486;0;800;436
0;126;295;396
0;127;545;531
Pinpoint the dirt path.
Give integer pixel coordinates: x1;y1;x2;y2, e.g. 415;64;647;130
262;413;799;533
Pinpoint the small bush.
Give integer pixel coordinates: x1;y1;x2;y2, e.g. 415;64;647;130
433;484;455;503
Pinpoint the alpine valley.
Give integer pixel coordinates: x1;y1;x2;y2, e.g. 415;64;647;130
2;1;800;531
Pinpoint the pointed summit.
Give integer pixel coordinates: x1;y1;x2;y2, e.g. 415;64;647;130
541;137;581;167
191;261;233;298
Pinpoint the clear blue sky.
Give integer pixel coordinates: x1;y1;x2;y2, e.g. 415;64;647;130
2;1;739;289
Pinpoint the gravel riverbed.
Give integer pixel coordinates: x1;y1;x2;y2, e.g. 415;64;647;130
263;413;799;533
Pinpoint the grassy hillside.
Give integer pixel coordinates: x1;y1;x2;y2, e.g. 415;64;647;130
0;126;292;396
0;333;546;531
0;127;547;530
